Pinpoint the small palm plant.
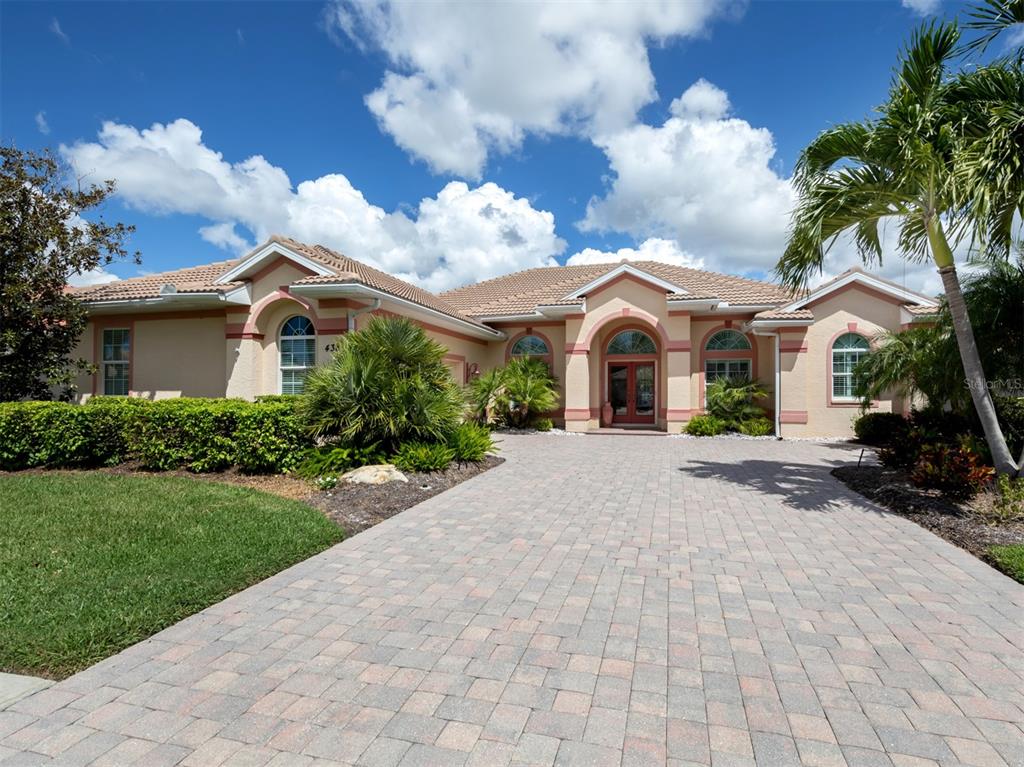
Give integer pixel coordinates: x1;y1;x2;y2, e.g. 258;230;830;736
298;316;463;452
705;376;769;430
497;357;559;428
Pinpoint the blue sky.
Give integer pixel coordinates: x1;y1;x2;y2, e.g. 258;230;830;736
2;0;975;292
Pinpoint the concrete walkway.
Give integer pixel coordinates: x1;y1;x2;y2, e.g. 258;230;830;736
2;435;1022;766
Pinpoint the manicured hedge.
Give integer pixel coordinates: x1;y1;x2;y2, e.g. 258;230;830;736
0;397;312;474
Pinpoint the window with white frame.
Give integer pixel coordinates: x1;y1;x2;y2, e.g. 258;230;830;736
704;329;752;382
509;334;549;357
279;316;316;395
831;332;869;400
102;328;131;395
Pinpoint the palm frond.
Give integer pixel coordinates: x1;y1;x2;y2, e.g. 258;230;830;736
960;0;1024;58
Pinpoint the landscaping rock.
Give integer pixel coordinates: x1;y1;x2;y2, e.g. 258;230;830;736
342;464;408;485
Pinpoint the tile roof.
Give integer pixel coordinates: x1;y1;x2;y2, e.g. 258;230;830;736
904;303;940;316
752;308;815;321
68;260;242;302
440;261;796;318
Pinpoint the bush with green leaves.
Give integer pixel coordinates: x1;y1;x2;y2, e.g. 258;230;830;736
467;358;559;429
738;417;774;437
976;474;1024;524
446;422;495;462
392;441;456;472
853;412;909;446
533;417;554;432
704;376;768;431
0;397;310;474
685;414;726;436
299;316;463;452
465;368;506;425
295;444;386;480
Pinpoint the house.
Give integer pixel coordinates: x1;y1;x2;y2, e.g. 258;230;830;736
69;235;939;437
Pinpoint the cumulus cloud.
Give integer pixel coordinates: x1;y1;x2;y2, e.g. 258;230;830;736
902;0;941;16
567;238;703;268
35;111;50;135
325;0;738;177
67;267;119;287
580;79;794;275
61;118;565;291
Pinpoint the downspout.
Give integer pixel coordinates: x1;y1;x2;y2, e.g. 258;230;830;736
347;298;381;332
774;332;782;440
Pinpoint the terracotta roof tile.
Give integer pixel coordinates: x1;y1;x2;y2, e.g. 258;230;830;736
441;261;795;317
752;308;815;321
68;260;242;302
904;303;940;316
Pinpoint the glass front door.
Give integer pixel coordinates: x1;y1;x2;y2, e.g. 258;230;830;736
607;362;656;423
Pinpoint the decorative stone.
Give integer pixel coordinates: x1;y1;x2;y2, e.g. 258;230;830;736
341;464;408;485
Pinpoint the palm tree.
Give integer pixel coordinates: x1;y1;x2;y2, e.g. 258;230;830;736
961;0;1024;59
776;22;1024;475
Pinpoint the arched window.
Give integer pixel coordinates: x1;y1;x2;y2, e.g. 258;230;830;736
705;329;751;351
831;332;870;400
704;329;752;382
510;334;550;357
606;329;656;355
279;316;316;395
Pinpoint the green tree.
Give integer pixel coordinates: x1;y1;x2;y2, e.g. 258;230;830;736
776;22;1024;474
1;147;136;401
298;315;464;451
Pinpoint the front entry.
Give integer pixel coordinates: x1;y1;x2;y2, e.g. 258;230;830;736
608;362;655;424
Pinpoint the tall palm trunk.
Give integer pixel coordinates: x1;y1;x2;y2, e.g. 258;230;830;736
928;219;1019;475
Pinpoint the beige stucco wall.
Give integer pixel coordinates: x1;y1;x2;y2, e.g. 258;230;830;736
779;287;903;438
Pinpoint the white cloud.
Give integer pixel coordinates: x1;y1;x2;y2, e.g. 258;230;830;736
325;0;739;177
901;0;941;16
49;17;69;45
35;111;50;135
580;79;795;276
61;118;565;291
567;238;703;269
67;267;119;287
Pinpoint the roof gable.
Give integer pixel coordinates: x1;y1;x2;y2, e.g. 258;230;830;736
780;268;938;313
562;263;688;300
213;237;336;284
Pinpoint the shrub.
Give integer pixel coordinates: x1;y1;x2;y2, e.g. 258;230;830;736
234;401;313;474
853;412;909;446
299;316;464;452
975;474;1024;524
685;414;726;436
295;444;386;480
446;422;495;462
910;438;994;500
533;417;554;432
392;441;456;472
465;368;505;425
738;417;773;437
705;377;768;430
129;399;248;472
496;358;559;428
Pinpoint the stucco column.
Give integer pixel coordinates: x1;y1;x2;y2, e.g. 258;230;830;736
665;345;692;434
226;337;261;400
563;349;592;432
777;331;809;437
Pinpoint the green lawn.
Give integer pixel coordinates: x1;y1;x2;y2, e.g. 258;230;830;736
988;544;1024;585
0;472;343;678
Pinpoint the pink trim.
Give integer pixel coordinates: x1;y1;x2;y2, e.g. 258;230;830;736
490;320;564;329
317;319;347;334
369;309;489;346
666;340;691;352
564;407;596;419
244;288;319;335
826;327;873;407
226;332;264;340
666;408;694;418
780;410;808;424
248;256;316;284
563;313;585;321
581;308;671;352
698;325;759;409
667;310;691;317
804;282;909;309
565;344;589;355
506;329;555;365
581;271;671;300
779;340;807;353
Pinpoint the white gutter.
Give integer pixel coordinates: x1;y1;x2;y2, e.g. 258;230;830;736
83;288;251;314
348;298;381;332
289;283;504;340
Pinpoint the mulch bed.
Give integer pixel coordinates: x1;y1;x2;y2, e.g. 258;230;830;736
309;456;504;535
833;461;1024;577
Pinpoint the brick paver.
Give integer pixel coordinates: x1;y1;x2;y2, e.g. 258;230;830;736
3;435;1023;766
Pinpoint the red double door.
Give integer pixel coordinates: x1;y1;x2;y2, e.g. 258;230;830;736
608;362;655;424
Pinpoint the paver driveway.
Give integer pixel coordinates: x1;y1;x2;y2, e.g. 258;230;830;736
3;435;1023;767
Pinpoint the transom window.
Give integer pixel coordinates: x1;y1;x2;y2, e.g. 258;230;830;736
510;334;550;357
832;332;870;400
102;328;130;396
606;329;656;355
279;316;316;395
705;329;751;351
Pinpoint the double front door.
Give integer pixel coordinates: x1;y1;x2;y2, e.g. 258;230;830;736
608;362;655;424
